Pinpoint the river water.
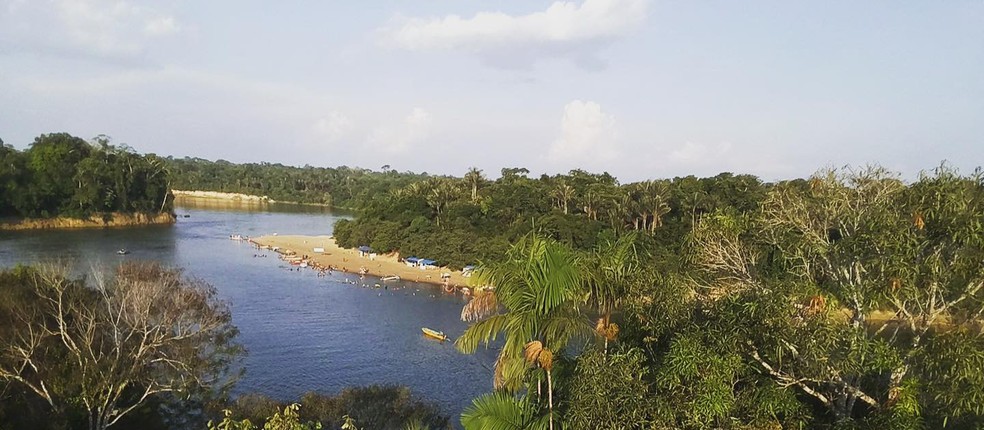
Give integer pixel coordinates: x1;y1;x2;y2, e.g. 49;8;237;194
0;200;496;420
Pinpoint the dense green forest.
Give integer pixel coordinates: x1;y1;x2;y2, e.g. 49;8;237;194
4;132;983;428
332;167;766;269
449;165;984;429
165;157;431;208
0;134;172;219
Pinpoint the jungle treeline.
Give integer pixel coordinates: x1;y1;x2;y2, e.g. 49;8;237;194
332;167;766;270
164;157;430;208
4;132;983;428
447;165;984;430
0;134;172;219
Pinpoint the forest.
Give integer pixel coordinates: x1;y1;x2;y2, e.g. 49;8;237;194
3;135;983;428
332;167;766;270
0;134;172;219
328;162;984;428
164;157;430;209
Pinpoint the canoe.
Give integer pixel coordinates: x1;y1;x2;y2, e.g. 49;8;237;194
421;327;448;341
381;275;401;282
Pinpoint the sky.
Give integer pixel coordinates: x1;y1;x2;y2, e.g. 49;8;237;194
1;0;981;182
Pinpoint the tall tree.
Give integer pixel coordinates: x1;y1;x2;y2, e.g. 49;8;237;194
25;133;91;217
689;165;984;424
550;182;575;215
586;233;639;353
457;236;589;392
464;167;484;203
0;263;242;430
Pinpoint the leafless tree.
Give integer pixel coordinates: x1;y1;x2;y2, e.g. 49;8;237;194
0;262;240;430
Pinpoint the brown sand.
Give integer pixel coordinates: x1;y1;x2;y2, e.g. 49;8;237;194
249;235;470;287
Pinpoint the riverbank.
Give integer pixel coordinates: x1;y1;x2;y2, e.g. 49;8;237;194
0;212;176;231
172;190;333;208
249;235;470;288
172;190;272;202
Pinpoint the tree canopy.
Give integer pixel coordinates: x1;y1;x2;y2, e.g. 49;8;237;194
0;133;173;219
453;164;984;429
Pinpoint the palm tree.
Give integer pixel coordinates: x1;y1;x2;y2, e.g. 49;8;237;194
464;167;484;203
551;182;575;214
460;392;549;430
456;235;589;392
425;180;456;227
525;341;556;430
586;233;638;354
639;180;671;233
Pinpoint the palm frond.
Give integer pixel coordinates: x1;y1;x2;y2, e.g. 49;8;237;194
460;392;528;430
455;314;509;354
462;291;499;322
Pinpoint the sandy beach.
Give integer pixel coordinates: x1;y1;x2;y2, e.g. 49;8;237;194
248;235;471;288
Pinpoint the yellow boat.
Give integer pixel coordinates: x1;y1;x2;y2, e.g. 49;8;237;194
421;327;448;341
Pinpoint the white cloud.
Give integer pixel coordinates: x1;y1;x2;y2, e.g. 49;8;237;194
0;0;180;59
144;16;180;36
549;100;619;165
312;111;352;143
381;0;649;69
367;108;433;154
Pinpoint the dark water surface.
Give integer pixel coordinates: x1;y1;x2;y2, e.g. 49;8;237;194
0;202;496;419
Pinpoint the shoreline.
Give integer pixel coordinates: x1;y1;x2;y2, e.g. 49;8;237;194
172;190;334;208
0;212;175;231
248;235;471;288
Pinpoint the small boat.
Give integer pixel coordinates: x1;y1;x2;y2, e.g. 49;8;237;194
117;249;130;255
381;275;401;282
421;327;448;341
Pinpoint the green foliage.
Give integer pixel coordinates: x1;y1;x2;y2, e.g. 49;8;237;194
455;163;983;429
0;133;172;218
332;167;767;270
207;404;321;430
651;164;984;427
460;392;548;430
456;235;590;391
219;386;448;430
164;157;429;208
563;347;657;429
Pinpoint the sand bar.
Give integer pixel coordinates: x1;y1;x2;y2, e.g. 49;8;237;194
248;235;470;287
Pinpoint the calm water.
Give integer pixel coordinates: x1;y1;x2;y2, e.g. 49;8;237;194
0;201;496;419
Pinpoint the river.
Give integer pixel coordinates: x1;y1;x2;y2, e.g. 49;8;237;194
0;200;497;421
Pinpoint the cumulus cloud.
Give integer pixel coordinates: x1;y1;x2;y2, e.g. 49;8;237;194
381;0;649;69
0;0;180;59
367;108;433;154
312;111;352;143
549;100;619;165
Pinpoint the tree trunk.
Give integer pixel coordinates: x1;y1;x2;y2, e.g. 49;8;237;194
547;370;554;430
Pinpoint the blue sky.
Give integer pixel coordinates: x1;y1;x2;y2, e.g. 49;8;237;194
1;0;981;182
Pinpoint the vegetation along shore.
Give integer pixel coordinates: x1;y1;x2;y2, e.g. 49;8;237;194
3;131;984;429
0;133;174;230
0;211;175;231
